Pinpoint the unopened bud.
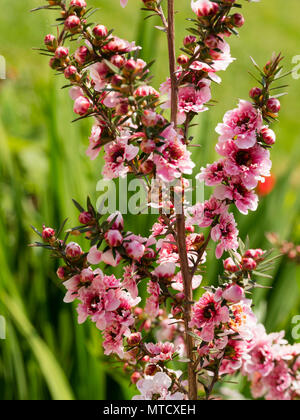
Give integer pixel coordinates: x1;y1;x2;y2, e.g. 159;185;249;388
127;332;142;347
266;98;281;114
93;25;108;39
42;226;55;241
65;242;83;260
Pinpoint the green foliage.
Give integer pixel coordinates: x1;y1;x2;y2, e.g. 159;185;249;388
0;0;299;400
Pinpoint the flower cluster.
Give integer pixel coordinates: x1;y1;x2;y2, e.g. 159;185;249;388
31;0;299;402
189;247;300;400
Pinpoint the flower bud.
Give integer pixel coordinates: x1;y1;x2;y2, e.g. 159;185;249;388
79;211;93;225
261;127;276;145
142;0;157;8
64;65;78;80
192;0;219;18
204;34;219;49
55;46;69;59
144;364;159;376
223;257;239;273
110;55;125;68
107;211;124;230
93;24;108;39
131;372;141;384
231;13;245;28
80;267;94;283
177;54;189;66
70;0;87;10
183;35;197;47
134;86;159;98
244;249;265;261
242;257;257;271
266;98;281;114
249;87;262;99
44;34;57;51
56;266;66;280
73;96;90;116
140;160;155;175
105;229;123;247
142;355;150;363
65;242;83;260
42;226;55;240
64;15;81;32
127;332;142;347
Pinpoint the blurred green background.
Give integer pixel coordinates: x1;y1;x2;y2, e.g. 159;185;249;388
0;0;300;400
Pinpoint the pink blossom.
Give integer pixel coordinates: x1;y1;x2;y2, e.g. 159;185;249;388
145;342;175;363
87;245;102;265
132;372;185;400
216;100;262;149
214;177;259;215
153;125;195;182
177;82;211;114
86;123;103;160
217;140;272;190
145;281;161;319
102;133;139;179
89;62;108;92
122;265;139;299
190;292;230;342
222;284;245;303
211;210;239;259
197;160;225;186
63;274;81;303
120;0;128;7
210;38;235;72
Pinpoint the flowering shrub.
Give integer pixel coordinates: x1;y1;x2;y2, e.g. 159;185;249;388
31;0;300;400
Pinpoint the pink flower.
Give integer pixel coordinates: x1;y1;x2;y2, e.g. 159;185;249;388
222;284;245;303
190;292;230;342
102;133;139;179
86;123;103;160
211;210;239;259
220;339;248;376
153;124;195;182
265;362;292;400
89;62;108;92
120;0;128;7
197;160;225;186
214;177;259;215
145;342;175;363
77;273;121;329
145;281;161;319
132;372;185;400
216;100;262;149
210;38;235;72
217;140;272;189
177;82;211;114
122;265;139;299
63;274;81;303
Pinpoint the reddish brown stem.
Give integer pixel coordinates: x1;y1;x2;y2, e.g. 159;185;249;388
166;0;197;400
